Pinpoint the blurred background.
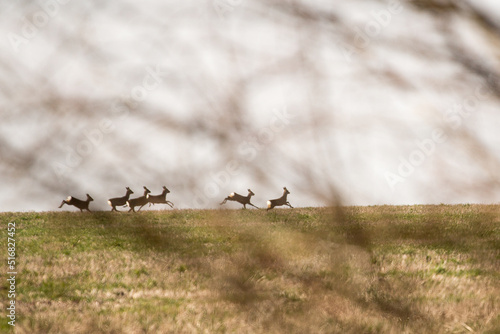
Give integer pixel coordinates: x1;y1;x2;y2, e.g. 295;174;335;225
0;0;499;211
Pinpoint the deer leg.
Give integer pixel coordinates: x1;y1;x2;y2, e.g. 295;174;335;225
248;203;260;209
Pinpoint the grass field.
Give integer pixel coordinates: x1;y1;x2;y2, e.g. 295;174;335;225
1;205;499;333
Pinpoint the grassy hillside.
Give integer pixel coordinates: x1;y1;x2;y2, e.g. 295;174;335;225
1;205;499;333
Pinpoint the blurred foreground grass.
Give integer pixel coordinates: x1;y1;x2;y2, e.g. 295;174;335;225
0;205;499;333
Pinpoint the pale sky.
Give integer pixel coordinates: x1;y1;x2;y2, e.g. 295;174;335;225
1;0;499;212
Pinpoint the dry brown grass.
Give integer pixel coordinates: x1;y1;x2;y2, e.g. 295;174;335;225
0;205;498;333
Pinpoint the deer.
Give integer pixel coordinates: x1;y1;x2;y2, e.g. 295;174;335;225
58;194;94;212
267;187;293;211
126;186;151;212
147;186;174;208
220;189;259;209
107;187;134;212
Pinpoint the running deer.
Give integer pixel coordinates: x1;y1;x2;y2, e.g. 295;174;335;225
107;187;134;212
58;194;94;212
267;187;293;211
147;186;174;208
220;189;259;209
126;186;151;212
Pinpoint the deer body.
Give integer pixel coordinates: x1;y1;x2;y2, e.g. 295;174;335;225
220;189;259;209
147;186;174;208
126;187;151;212
267;187;293;211
107;187;134;211
58;194;94;212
